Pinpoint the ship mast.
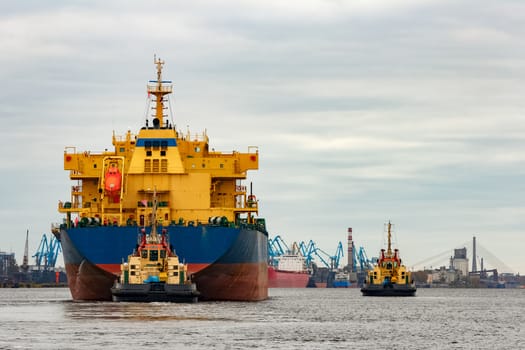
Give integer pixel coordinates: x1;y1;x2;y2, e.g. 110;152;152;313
147;55;172;128
386;221;393;257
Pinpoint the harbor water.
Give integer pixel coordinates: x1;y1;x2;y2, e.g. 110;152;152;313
0;287;522;349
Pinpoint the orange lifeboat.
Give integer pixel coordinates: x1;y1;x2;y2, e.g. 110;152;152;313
105;164;121;195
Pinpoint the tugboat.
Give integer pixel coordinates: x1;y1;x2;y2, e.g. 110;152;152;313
111;192;200;302
361;222;416;296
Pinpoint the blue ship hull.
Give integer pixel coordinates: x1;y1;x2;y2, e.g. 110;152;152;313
59;224;268;301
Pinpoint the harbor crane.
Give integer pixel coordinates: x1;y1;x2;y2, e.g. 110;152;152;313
33;234;62;271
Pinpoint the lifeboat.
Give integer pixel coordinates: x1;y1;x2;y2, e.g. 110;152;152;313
104;164;121;195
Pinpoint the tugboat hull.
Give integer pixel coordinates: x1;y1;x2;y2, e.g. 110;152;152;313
111;282;200;303
361;284;416;297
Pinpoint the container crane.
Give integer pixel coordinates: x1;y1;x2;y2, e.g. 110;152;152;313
308;242;344;270
33;234;62;271
269;235;289;256
333;241;344;269
298;240;316;266
357;246;373;271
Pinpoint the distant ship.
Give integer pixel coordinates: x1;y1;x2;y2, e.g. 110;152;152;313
53;57;268;301
332;271;351;288
268;245;310;288
361;222;416;296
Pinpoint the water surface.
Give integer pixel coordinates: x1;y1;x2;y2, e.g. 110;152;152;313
0;288;522;349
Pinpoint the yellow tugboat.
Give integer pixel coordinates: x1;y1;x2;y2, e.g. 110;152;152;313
111;191;200;302
361;222;416;296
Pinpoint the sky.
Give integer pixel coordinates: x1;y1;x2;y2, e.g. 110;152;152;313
1;0;524;274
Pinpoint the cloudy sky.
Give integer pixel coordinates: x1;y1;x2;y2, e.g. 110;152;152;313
1;0;524;273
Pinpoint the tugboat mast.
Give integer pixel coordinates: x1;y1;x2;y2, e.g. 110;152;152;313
148;188;159;244
386;221;393;257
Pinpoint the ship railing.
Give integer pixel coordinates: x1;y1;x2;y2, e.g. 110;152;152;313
147;84;173;93
113;133;138;143
58;200;83;210
178;130;208;142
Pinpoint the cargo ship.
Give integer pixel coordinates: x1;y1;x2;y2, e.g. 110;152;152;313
53;57;268;301
361;222;416;296
332;271;351;288
268;252;310;288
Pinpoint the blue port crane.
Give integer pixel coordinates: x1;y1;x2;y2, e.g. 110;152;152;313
269;237;350;270
348;243;373;272
298;240;316;266
333;241;344;268
269;235;289;256
357;246;373;271
307;241;344;270
33;234;62;270
268;235;292;266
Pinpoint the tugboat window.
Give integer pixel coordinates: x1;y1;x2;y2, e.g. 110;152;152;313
141;250;148;259
150;250;159;261
160;250;166;259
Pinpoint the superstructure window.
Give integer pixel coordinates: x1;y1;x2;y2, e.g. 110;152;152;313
144;159;151;172
153;141;160;150
149;250;158;261
153;159;160;172
161;159;168;172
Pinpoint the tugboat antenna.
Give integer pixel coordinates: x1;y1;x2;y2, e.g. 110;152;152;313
149;187;159;243
387;221;393;257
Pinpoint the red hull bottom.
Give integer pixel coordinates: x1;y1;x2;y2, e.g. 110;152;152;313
65;260;268;301
267;267;309;288
195;262;268;301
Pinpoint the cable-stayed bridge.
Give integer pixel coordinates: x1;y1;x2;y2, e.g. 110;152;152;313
410;236;514;274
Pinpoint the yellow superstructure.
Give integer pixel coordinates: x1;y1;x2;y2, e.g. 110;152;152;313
58;57;260;229
121;242;188;285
